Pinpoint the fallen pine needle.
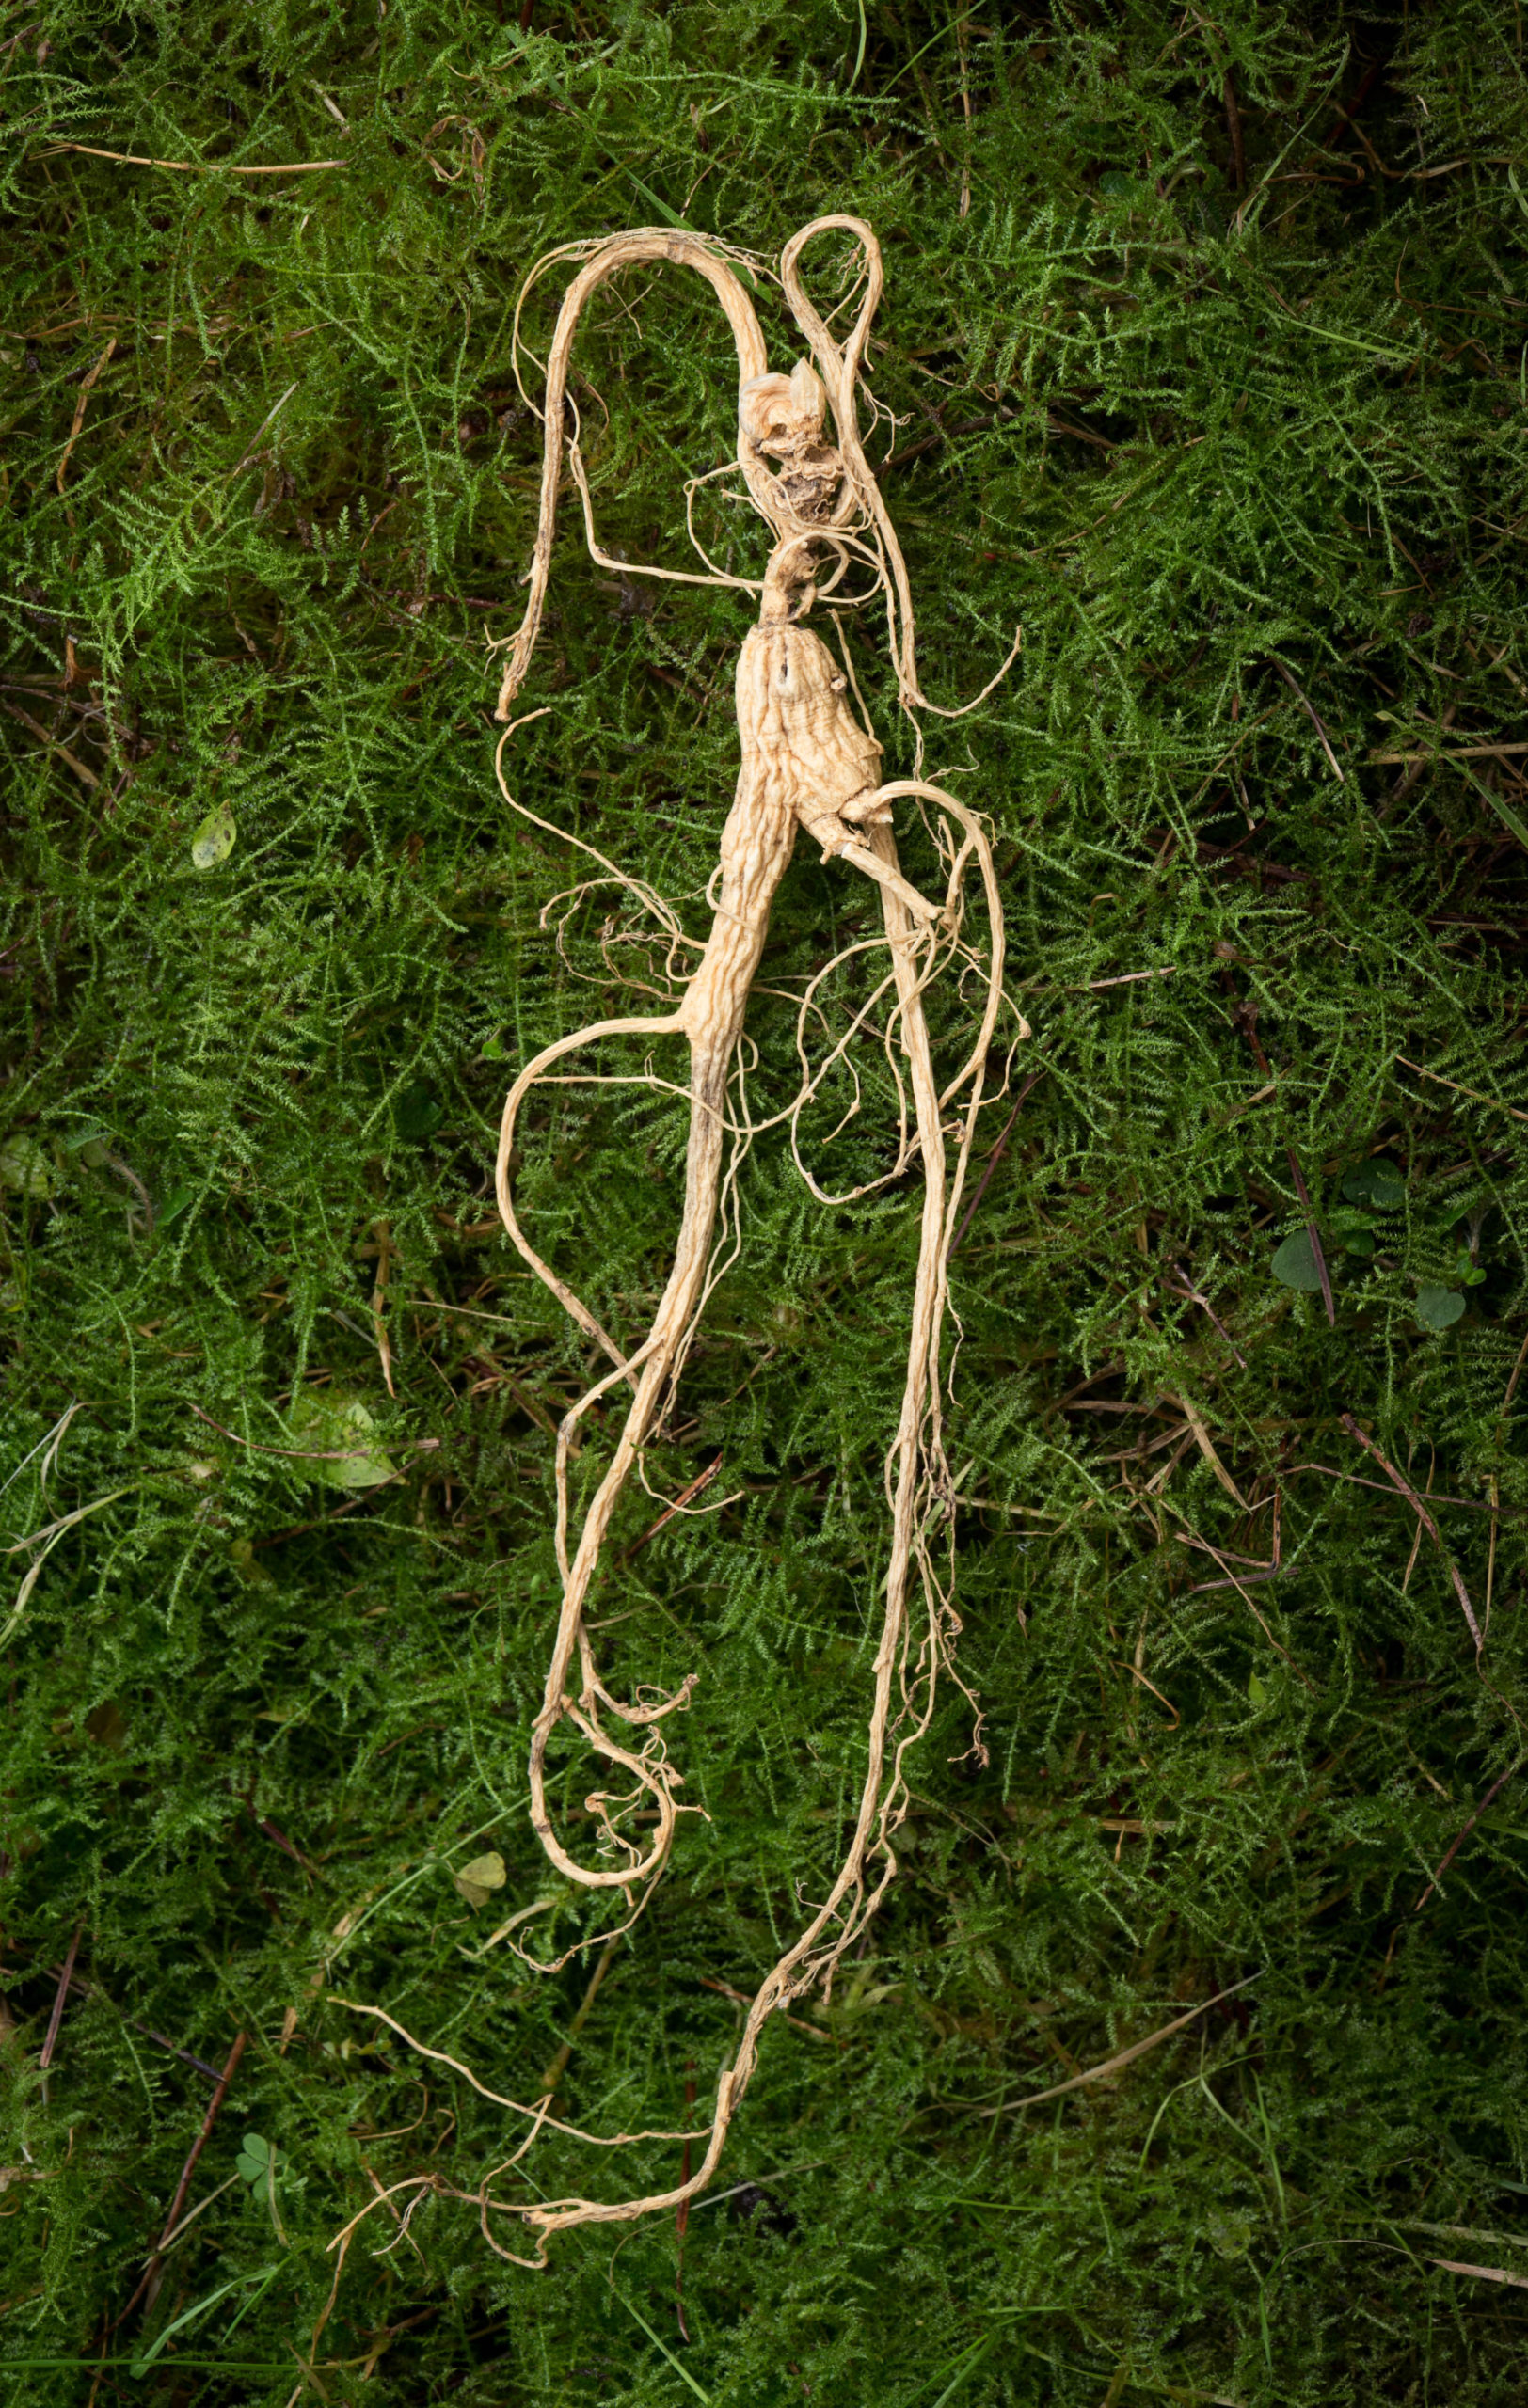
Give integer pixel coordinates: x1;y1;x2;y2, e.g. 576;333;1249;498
979;1974;1260;2116
1430;2258;1528;2290
1393;1055;1528;1125
42;143;345;173
1413;1763;1519;1911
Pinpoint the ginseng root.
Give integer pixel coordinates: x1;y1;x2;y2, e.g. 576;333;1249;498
344;215;1021;2263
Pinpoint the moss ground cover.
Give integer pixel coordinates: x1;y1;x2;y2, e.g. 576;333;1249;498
3;2;1528;2399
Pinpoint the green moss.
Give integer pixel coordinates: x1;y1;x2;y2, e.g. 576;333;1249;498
3;2;1527;2400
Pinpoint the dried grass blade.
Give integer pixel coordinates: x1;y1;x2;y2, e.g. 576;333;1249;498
1340;1414;1482;1652
979;1975;1260;2116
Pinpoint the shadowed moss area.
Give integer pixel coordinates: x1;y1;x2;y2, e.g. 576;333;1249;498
3;2;1527;2400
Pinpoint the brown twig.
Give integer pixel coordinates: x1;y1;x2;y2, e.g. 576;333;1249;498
1160;1390;1248;1508
1;697;101;792
1324;58;1385;152
225;381;299;483
1269;658;1345;784
370;1218;396;1400
1414;1765;1518;1910
1377;703;1456;816
47;1966;222;2081
948;1071;1043;1255
128;2031;247;2319
154;2033;248;2241
1285;1146;1335;1326
38;1923;84;2091
237;1789;323;1881
1222;69;1246;191
1189;1565;1279;1592
1283;1462;1521;1515
1339;1413;1482;1653
1175;1519;1316;1687
1429;2257;1528;2292
882;407;979;473
56;338;117;495
1167;1262;1248;1369
882;404;1122;477
104;1151;153;1231
251;1497;370;1547
696;1975;844;2044
618;1453;725;1566
1178;1535;1279;1572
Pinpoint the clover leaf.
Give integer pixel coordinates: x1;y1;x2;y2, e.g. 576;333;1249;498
1329;1208;1376;1258
1341;1161;1405;1210
454;1851;508;1909
288;1389;394;1490
1416;1284;1466;1332
1271;1230;1325;1292
235;2131;273;2201
0;1137;54;1199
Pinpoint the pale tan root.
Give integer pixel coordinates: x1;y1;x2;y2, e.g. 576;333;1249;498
493;229;776;721
333;214;1019;2274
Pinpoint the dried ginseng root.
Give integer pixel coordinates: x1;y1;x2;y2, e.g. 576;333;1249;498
335;216;1021;2267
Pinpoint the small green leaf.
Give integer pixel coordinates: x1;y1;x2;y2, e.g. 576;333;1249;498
454;1850;508;1909
1342;1161;1405;1209
1416;1284;1466;1332
482;1032;505;1061
1330;1208;1375;1257
191;800;236;870
1270;1230;1324;1292
288;1390;394;1489
235;2132;274;2196
1248;1671;1268;1708
0;1137;54;1198
158;1184;196;1233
